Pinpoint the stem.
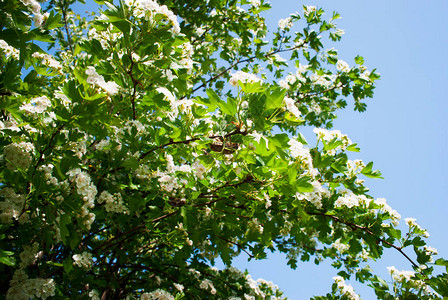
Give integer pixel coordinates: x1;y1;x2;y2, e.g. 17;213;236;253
60;0;74;54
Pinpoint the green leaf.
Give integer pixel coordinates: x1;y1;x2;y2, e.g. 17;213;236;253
241;81;264;94
346;143;360;152
361;162;383;179
0;249;15;266
295;176;313;193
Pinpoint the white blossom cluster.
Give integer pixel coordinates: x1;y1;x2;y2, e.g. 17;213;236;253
387;266;414;283
287;139;316;176
314;127;352;155
0;39;20;60
310;73;335;88
248;218;264;234
245;274;281;298
374;198;401;226
89;289;100;300
284;96;301;119
141;288;174;299
19;95;51;114
69;138;87;159
249;0;261;7
332;239;349;253
3;141;35;171
336;59;350;73
124;0;180;34
86;66;120;96
7;269;56;300
334;190;360;209
72;251;94;269
333;276;360;300
359;65;374;82
0;187;28;224
199;279;217;295
97;191;129;214
229;71;262;87
19;242;39;268
54;90;72;108
19;0;48;27
66;168;98;229
39;164;60;186
278;17;293;30
404;217;429;237
296;181;330;209
32;52;63;74
279;73;298;89
303;5;317;17
95;139;111;152
346;159;365;178
387;266;436;295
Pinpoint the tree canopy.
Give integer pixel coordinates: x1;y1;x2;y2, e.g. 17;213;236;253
0;0;447;299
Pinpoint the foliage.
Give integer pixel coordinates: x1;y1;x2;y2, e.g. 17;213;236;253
0;0;446;298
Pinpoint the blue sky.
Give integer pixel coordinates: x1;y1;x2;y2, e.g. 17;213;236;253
230;0;448;298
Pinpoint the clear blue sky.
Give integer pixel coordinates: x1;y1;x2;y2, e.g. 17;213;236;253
230;0;448;298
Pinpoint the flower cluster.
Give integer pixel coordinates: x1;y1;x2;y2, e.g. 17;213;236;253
303;5;317;17
333;276;360;300
124;0;180;34
86;66;120;96
314;127;352;155
19;0;48;27
284;96;301;119
0;187;28;224
0;39;20;60
199;279;217;295
73;251;94;269
141;289;174;300
374;198;401;226
229;71;262;87
7;269;56;300
20;96;52;114
97;191;129;214
296;181;330;209
3;142;34;171
336;59;350;72
66;168;98;229
278;17;293;30
32;52;63;74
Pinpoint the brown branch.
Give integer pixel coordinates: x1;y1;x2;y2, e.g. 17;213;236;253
60;1;73;54
217;236;254;259
140;128;247;159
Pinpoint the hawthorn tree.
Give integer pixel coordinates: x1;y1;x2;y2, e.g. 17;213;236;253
0;0;447;298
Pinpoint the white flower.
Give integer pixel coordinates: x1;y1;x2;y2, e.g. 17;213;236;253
0;39;20;60
193;160;206;179
229;71;262;87
284;96;301;118
250;0;260;7
73;251;94;269
86;66;120;95
20;96;51;114
336;60;350;72
278;17;293;30
304;5;317;17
